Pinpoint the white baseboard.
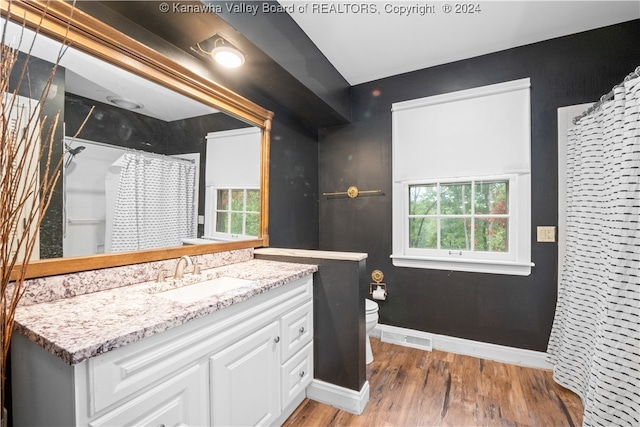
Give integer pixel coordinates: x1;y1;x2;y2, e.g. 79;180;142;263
373;324;553;370
306;379;370;415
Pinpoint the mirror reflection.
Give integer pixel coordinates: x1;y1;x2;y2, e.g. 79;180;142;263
3;17;262;259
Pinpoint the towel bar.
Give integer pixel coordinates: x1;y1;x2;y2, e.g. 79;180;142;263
323;186;382;198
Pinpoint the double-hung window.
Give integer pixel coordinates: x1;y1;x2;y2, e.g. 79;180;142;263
204;127;261;241
391;79;533;275
214;188;260;238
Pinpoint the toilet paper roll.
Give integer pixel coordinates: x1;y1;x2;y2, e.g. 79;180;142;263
372;286;387;301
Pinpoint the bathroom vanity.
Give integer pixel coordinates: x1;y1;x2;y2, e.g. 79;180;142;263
11;257;316;426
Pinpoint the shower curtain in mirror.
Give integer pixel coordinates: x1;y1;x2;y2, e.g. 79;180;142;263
110;153;196;252
547;75;639;426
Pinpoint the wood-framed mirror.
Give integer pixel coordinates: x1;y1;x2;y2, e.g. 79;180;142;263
1;0;273;279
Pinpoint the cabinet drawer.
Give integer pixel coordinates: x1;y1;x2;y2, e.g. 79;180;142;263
281;342;313;410
88;275;313;414
87;329;212;414
280;300;313;362
88;363;208;427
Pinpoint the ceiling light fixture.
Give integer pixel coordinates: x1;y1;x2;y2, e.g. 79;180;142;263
211;45;245;68
107;96;144;110
197;38;245;68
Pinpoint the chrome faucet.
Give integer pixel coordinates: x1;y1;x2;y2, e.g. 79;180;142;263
173;255;192;279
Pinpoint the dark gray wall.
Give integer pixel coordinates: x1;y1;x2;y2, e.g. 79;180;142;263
10;53;66;259
268;112;320;249
65;93;250;154
317;20;640;351
65;93;250;237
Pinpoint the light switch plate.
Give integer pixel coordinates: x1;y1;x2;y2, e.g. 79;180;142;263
537;226;556;242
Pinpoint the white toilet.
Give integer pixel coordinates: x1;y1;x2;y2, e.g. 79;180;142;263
365;298;379;364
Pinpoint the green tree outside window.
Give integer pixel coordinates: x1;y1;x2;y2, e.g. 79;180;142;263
409;180;508;253
216;188;260;237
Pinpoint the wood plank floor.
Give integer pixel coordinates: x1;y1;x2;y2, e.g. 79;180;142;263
283;338;583;426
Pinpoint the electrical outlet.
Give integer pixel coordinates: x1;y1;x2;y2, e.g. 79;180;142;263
537;226;556;242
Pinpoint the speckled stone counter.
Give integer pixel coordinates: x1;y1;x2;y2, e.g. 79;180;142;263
14;259;317;365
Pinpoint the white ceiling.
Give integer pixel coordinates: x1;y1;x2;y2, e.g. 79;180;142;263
2;17;218;121
4;3;638;118
287;0;640;85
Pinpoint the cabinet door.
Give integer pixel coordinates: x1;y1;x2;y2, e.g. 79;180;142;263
210;321;280;426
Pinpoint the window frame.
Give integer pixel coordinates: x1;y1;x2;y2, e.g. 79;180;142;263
390;78;533;276
392;173;532;276
404;174;516;261
204;186;260;241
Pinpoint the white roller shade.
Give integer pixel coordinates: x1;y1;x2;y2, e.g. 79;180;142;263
206;127;261;187
392;78;531;181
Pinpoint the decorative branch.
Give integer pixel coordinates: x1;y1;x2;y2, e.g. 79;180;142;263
0;2;91;410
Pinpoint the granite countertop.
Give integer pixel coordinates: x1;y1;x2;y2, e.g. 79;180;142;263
14;259;317;365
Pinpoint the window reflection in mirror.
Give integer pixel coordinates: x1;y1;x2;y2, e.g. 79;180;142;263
2;15;262;260
203;128;261;243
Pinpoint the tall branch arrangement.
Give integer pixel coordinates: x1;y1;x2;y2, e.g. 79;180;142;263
0;8;91;409
0;24;63;411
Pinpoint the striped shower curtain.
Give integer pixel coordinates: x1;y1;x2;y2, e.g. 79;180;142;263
547;76;640;426
110;153;196;252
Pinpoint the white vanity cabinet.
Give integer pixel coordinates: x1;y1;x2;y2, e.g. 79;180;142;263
11;274;313;427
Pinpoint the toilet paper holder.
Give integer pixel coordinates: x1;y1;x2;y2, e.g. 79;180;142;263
370;282;387;294
369;269;387;298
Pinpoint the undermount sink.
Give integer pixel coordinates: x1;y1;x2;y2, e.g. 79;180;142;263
156;276;257;304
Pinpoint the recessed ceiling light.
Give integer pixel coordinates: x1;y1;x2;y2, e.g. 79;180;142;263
106;96;144;110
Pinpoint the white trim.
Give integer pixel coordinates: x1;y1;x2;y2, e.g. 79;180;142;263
433;333;552;370
254;248;368;262
403;175;516;261
175;152;200;240
373;324;552;370
205;187;260;239
391;254;534;276
306;379;370;415
392;174;532;275
205;127;260;140
392;78;531;112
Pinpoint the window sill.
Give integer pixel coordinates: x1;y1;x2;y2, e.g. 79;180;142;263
390;254;534;276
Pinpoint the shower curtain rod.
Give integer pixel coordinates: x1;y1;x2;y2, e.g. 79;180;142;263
126;147;195;164
65;136;195;164
573;65;640;124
